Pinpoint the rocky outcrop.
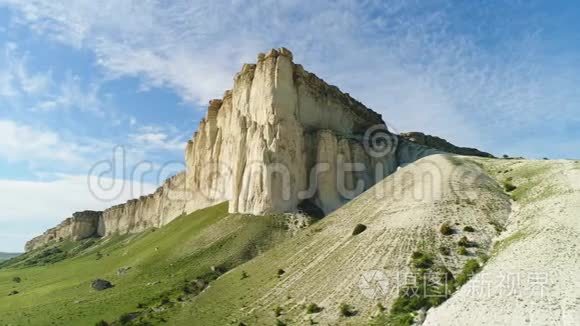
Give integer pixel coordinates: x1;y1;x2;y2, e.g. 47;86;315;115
183;48;398;216
25;172;187;251
98;172;186;236
26;48;458;251
400;131;494;158
25;211;102;251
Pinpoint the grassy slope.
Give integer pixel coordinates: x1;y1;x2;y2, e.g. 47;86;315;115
167;155;511;325
0;202;291;326
0;253;20;262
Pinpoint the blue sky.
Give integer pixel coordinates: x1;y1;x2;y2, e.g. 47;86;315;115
0;1;579;252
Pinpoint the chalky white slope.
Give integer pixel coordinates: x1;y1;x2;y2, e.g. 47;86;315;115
424;158;580;325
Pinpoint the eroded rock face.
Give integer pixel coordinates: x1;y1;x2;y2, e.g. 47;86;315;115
400;132;494;158
99;172;187;237
26;48;445;251
184;48;398;215
25;211;102;251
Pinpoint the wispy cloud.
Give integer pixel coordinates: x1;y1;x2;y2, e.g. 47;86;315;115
0;42;51;97
0;42;106;114
1;0;579;156
0;119;87;164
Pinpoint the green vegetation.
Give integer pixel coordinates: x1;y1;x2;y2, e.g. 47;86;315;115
306;303;323;314
457;246;468;255
463;226;475;232
438;246;451;256
411;251;434;269
457;236;477;248
0;203;291;325
0;252;20;262
352;223;367;235
339;303;357;317
382;254;483;325
503;181;517;192
455;259;481;286
439;222;454;235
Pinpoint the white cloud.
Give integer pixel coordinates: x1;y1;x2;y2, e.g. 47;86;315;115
33;72;104;114
0;43;106;114
129;132;183;151
0;42;51;97
0;119;86;164
2;0;579;157
0;174;157;221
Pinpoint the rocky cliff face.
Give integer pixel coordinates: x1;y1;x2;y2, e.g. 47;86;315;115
183;48;398;216
98;172;187;236
400;131;494;158
25;211;102;251
26;48;444;251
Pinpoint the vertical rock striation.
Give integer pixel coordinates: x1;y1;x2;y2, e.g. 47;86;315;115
26;48;448;251
25;211;102;251
183;48;398;216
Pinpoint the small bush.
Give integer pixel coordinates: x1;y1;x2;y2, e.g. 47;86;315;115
503;181;517;192
277;269;286;277
463;226;475;232
411;251;433;269
339;303;357;317
275;319;286;326
438;266;454;283
95;321;109;326
241;271;248;280
118;313;136;325
273;306;283;317
439;222;453;235
376;302;386;313
455;259;480;286
352;224;367;235
12;276;21;283
457;236;477;247
457;247;468;255
438;246;451;256
306;303;323;314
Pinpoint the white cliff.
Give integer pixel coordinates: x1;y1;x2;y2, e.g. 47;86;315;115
26;48;442;251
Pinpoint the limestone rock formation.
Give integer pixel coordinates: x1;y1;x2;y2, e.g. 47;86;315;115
25;211;102;251
98;172;187;236
183;48;398;216
25;48;449;251
400;131;494;158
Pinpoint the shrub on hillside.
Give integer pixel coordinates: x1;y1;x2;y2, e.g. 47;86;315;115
463;226;475;232
306;303;323;314
339;303;357;317
438;246;451;256
455;259;481;286
458;236;477;247
12;276;21;283
411;251;434;269
503;181;517;192
439;222;453;235
352;224;367;235
457;247;468;255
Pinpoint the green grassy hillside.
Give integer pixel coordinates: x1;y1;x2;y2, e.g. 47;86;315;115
0;202;292;325
0;253;20;262
165;155;511;325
